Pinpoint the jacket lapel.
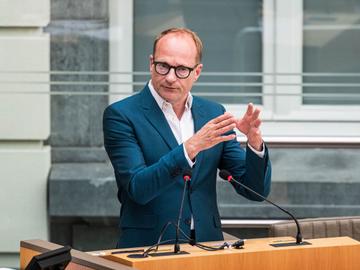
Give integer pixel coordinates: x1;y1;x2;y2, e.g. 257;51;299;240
140;86;211;186
140;85;179;150
190;97;208;186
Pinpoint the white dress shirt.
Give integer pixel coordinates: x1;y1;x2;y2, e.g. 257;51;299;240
148;80;195;166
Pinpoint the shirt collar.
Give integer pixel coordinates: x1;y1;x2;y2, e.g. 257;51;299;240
148;80;193;111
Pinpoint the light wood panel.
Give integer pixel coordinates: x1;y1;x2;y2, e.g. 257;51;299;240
20;247;40;269
97;237;360;270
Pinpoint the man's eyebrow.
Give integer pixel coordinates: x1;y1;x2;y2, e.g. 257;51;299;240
155;61;193;68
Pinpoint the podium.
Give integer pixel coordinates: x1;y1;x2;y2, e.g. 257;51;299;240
21;236;360;270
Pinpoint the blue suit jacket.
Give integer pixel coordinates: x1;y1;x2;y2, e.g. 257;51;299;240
103;85;272;248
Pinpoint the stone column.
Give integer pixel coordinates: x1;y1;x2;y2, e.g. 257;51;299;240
0;0;50;267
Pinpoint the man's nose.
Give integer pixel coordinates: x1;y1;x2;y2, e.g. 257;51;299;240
165;67;177;82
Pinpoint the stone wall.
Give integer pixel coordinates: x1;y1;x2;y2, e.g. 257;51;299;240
47;0;109;164
47;0;111;252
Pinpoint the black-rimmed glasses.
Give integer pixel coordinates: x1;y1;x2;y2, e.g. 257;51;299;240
153;61;198;79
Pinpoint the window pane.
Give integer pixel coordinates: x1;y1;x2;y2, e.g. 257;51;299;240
134;0;263;104
303;0;360;105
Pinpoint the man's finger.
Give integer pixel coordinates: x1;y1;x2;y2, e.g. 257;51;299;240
215;123;236;136
212;112;234;124
214;134;236;144
246;103;254;116
251;108;261;121
214;116;236;130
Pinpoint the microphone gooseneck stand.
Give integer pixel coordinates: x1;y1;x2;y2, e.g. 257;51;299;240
128;170;244;258
219;169;310;246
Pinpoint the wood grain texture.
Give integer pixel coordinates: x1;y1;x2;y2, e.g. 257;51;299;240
100;237;360;270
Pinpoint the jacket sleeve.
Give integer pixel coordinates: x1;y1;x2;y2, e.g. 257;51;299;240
103;105;191;205
219;135;272;201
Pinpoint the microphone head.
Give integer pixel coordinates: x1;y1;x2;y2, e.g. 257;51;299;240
219;170;232;182
183;169;192;181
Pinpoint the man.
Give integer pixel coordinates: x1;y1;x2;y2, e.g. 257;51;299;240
103;28;271;248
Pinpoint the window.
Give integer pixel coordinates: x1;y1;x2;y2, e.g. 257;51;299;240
261;0;360;139
110;0;360;139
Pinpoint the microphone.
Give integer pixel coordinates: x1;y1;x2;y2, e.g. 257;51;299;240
174;169;192;253
219;170;307;246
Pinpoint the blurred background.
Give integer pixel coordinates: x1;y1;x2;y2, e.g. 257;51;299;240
1;0;360;268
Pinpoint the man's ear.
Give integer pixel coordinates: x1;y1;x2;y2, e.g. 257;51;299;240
149;55;154;72
194;63;203;81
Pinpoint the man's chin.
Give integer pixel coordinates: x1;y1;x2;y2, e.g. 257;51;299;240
165;95;182;104
160;89;177;98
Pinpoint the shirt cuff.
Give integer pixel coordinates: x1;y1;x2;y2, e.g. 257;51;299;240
247;143;265;158
183;144;195;167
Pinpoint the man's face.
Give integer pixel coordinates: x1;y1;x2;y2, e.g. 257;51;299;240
150;33;203;107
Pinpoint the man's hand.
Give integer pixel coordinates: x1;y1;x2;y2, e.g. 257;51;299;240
236;103;263;151
185;112;237;160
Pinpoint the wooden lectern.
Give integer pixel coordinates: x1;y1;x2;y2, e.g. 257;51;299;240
21;236;360;270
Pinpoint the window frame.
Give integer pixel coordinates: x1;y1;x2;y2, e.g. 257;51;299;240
227;0;360;139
